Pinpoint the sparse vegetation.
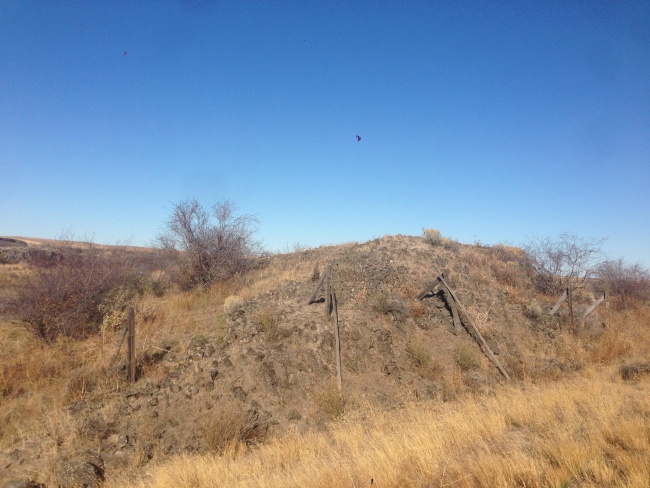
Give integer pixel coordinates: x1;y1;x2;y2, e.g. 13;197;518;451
596;258;650;304
3;238;144;343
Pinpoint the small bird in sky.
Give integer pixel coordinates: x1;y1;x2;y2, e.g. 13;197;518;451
356;135;361;142
123;51;127;56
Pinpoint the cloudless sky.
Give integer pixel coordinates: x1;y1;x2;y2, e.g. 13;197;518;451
1;1;649;266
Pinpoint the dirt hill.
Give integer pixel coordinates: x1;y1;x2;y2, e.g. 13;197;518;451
1;234;646;486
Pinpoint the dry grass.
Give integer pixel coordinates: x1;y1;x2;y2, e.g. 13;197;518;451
1;238;648;487
106;372;650;488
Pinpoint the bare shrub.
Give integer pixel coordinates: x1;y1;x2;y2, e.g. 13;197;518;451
155;199;262;289
4;239;142;343
596;259;650;303
523;233;605;295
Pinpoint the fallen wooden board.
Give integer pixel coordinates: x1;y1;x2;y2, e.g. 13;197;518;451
430;263;511;381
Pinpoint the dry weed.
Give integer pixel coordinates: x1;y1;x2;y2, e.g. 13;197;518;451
105;374;649;488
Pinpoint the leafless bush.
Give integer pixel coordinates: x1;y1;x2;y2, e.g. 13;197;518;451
155;199;262;289
596;258;650;302
4;239;142;343
523;233;605;295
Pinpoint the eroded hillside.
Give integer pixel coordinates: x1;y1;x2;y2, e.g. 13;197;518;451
1;235;648;487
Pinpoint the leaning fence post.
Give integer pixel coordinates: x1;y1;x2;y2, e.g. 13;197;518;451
126;306;136;382
325;272;332;322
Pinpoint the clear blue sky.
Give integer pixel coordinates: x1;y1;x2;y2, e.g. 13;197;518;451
1;1;649;266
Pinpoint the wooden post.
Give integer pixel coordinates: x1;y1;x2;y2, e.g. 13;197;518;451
441;286;462;335
549;289;568;316
604;278;610;328
332;291;342;394
417;276;443;300
430;264;511;381
325;275;332;321
568;283;575;331
307;264;330;304
126;306;135;382
583;293;605;320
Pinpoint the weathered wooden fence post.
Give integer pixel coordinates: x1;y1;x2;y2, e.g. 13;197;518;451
549;288;568;316
325;273;332;322
418;265;511;381
126;306;136;382
307;264;330;305
332;291;342;394
568;283;575;331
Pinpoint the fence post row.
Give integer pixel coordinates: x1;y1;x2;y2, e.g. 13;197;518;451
550;286;606;329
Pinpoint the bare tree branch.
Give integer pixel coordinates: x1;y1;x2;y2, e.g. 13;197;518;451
524;233;605;295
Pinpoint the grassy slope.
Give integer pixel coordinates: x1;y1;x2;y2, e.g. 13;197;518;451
107;372;650;488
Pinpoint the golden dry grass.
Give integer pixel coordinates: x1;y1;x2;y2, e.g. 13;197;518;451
1;239;648;487
107;372;650;488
